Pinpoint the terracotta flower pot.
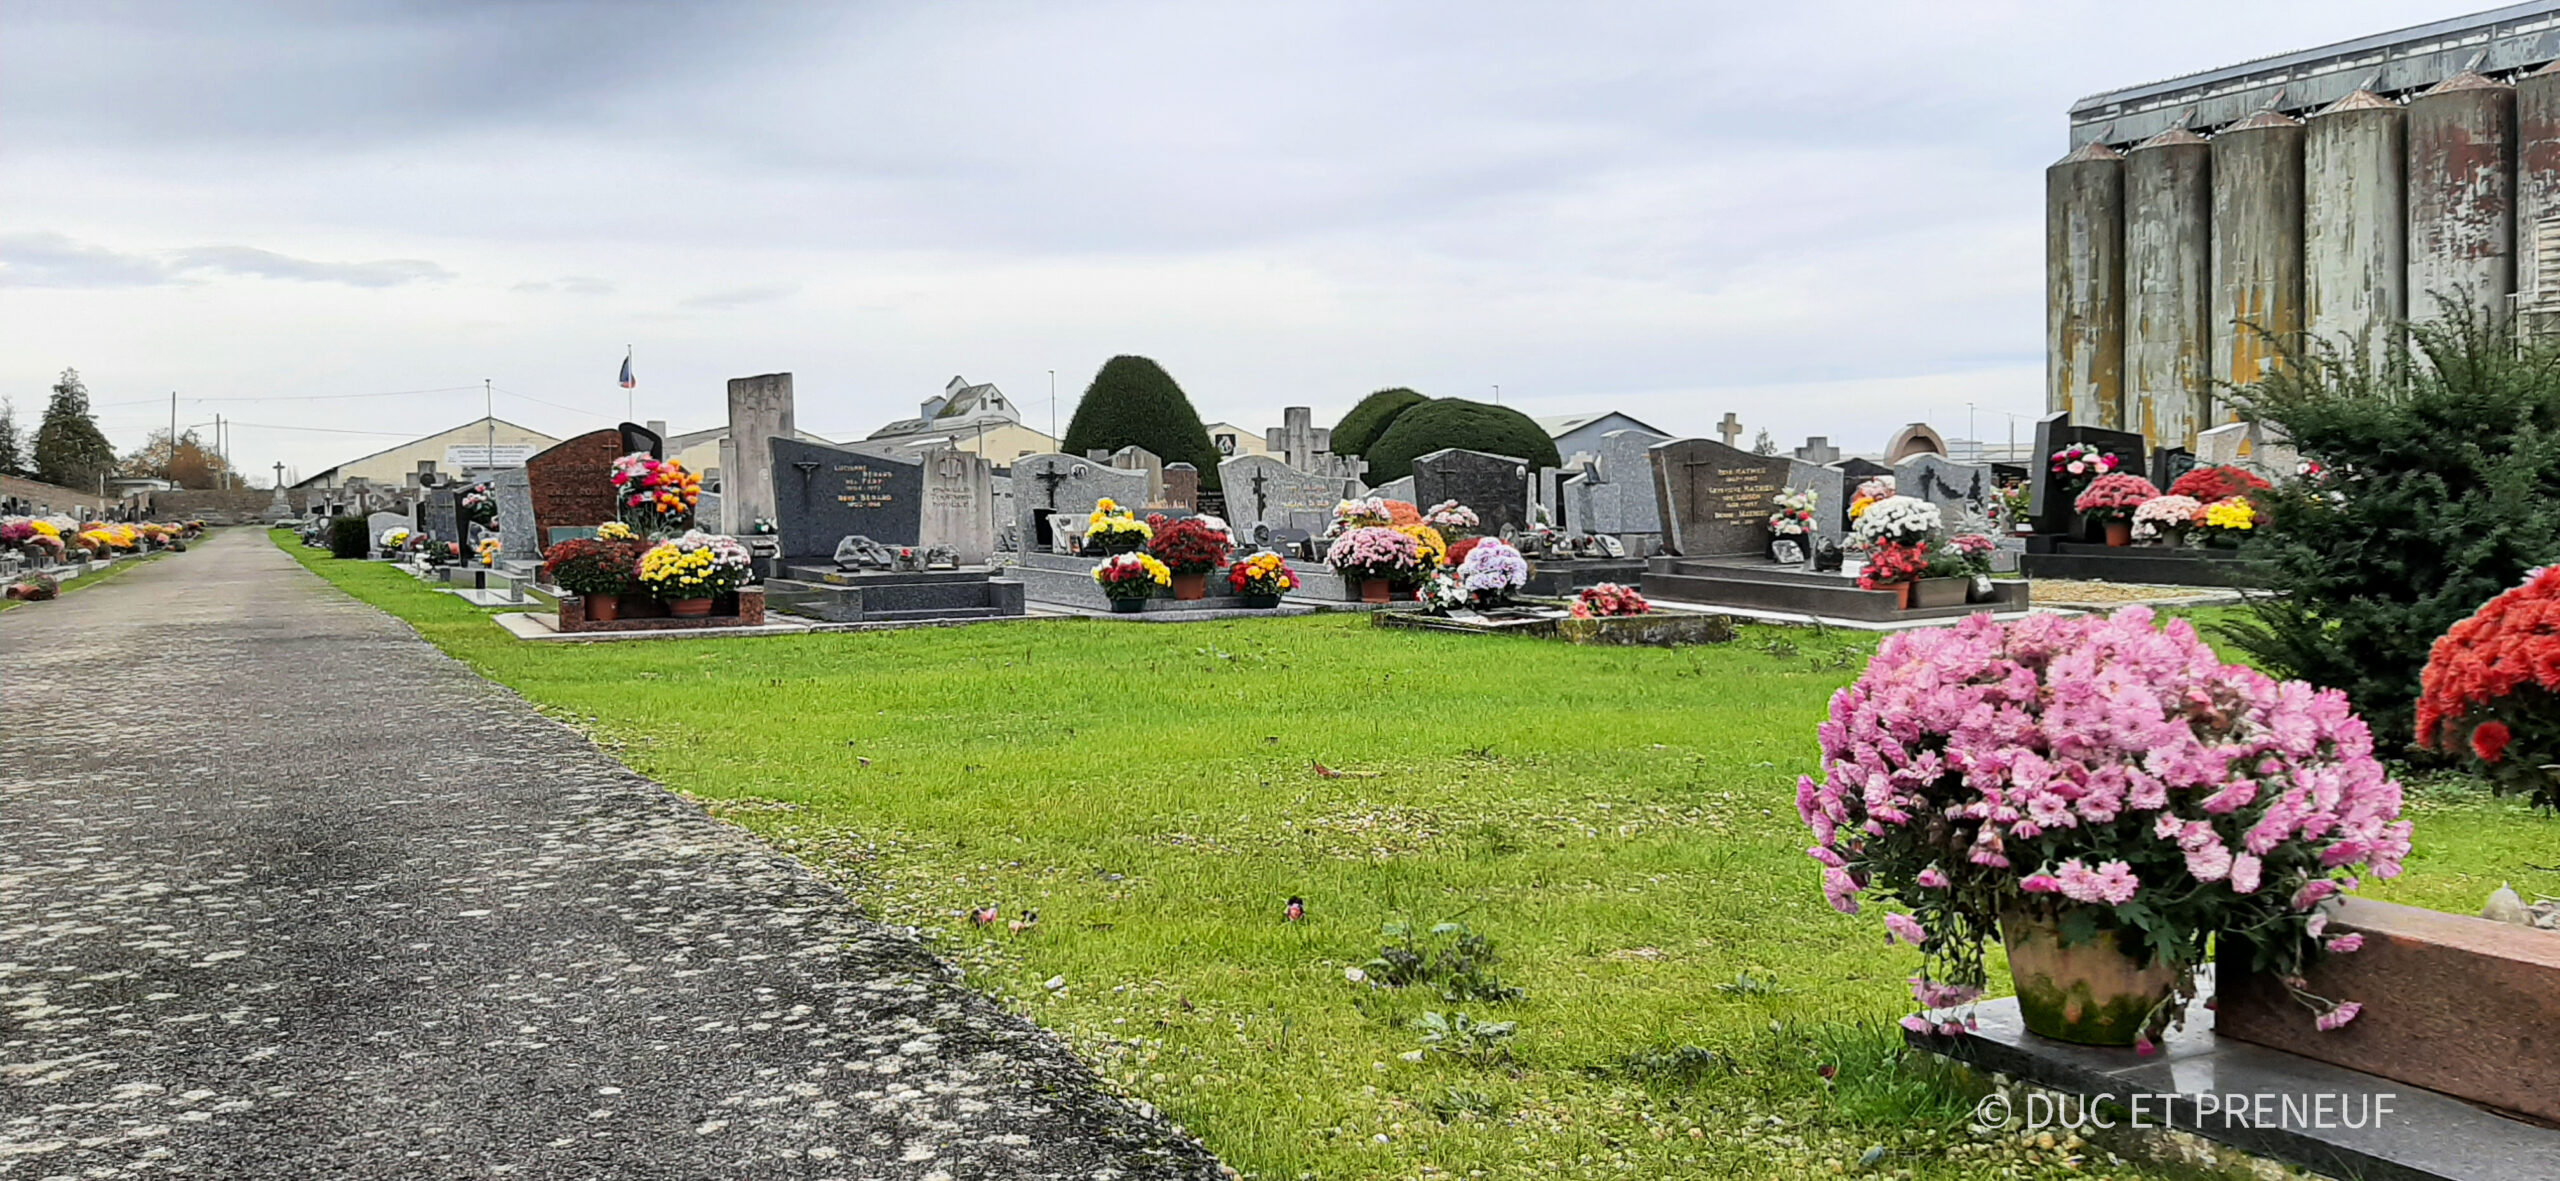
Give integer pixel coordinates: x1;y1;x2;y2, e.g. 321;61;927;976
1171;571;1208;601
669;597;715;618
1360;578;1391;605
584;593;621;622
1999;910;2179;1046
2105;520;2133;548
1891;581;1913;610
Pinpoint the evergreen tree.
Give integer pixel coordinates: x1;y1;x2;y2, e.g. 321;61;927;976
2224;301;2560;748
0;398;23;478
1060;355;1223;489
1362;397;1563;484
1752;429;1778;456
1330;387;1429;458
33;369;116;493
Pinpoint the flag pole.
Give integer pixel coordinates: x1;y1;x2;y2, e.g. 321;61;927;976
626;346;634;422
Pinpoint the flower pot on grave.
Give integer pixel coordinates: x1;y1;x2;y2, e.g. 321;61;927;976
1171;571;1209;601
2104;520;2133;548
1359;577;1391;605
1890;581;1914;610
584;594;621;622
1967;573;1996;603
1109;596;1148;614
668;597;715;618
1999;910;2178;1046
1912;576;1970;609
1241;593;1282;609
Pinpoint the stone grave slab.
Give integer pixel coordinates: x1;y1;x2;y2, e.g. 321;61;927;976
1648;438;1793;557
1014;453;1150;552
1580;428;1672;541
1220;454;1353;539
919;449;997;565
1412;448;1532;537
1162;463;1200;512
769;438;925;562
493;468;540;562
723;373;793;535
366;511;408;548
1369;475;1416;505
420;490;463;547
2028;411;2146;536
1893;453;1996;522
524;428;630;548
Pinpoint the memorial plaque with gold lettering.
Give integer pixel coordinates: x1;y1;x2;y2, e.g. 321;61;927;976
1648;438;1794;557
769;437;925;561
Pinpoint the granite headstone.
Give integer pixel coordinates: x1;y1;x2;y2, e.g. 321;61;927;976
1162;463;1200;512
420;490;463;547
1014;453;1150;552
723;373;793;535
770;437;926;561
1411;448;1532;537
919;449;997;565
2027;411;2146;536
1577;428;1672;540
1219;454;1354;538
1649;438;1793;557
524;428;632;548
493;468;540;562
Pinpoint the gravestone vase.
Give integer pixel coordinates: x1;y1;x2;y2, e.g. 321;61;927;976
1359;578;1390;604
1241;593;1281;609
2104;521;2132;547
585;594;621;622
1999;910;2178;1047
1109;597;1147;614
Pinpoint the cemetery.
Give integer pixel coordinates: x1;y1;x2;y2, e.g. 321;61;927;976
0;515;207;605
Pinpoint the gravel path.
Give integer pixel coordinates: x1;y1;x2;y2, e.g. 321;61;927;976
0;530;1225;1180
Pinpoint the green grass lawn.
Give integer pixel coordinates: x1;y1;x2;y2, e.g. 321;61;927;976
272;531;2556;1180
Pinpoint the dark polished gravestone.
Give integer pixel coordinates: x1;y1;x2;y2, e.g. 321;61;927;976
420;490;464;547
1648;437;1793;557
768;437;925;563
2026;411;2145;538
1411;448;1533;537
524;424;663;550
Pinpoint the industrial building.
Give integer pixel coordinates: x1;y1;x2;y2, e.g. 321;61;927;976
2049;2;2560;448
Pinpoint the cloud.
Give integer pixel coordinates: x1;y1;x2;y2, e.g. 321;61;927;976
0;232;171;288
0;232;449;289
512;275;617;296
168;245;451;287
677;282;797;310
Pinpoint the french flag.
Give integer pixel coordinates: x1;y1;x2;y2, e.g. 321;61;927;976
619;349;635;389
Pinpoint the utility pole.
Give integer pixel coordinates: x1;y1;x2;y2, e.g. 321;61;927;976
485;379;495;476
1492;384;1501;405
1048;369;1057;443
215;414;225;488
169;391;178;483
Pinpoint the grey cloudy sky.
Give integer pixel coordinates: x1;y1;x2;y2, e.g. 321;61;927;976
0;1;2466;482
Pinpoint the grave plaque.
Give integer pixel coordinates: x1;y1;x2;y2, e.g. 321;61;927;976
420;490;463;547
723;373;794;535
919;449;997;565
1013;453;1150;552
493;468;540;562
1411;448;1532;537
1894;453;1996;520
1219;454;1354;538
524;428;631;548
770;438;925;561
1648;438;1793;556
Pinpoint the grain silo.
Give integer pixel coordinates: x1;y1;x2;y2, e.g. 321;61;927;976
2051;2;2560;448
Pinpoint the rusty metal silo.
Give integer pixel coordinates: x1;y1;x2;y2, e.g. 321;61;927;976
2516;60;2560;316
2124;126;2212;450
2047;141;2126;428
2407;70;2516;323
2304;90;2406;372
2211;109;2305;429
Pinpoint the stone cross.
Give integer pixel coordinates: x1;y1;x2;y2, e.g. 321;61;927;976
1716;413;1743;448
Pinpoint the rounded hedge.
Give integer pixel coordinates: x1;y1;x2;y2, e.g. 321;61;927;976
1362;398;1562;484
1330;387;1429;458
1060;355;1223;490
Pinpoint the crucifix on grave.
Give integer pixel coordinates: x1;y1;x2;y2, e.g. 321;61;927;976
1248;467;1270;524
1717;413;1743;449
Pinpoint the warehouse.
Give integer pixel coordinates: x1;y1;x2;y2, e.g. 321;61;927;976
2049;2;2560;448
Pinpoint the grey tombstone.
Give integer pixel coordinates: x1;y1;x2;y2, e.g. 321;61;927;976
1575;429;1672;541
1648;437;1794;557
768;437;926;562
1163;463;1200;512
2151;447;2198;492
2196;420;2301;482
918;449;997;565
1794;436;1842;465
1109;445;1167;505
1411;448;1533;537
1370;474;1416;505
493;468;541;562
366;511;408;549
723;373;794;535
421;490;464;547
1219;454;1356;538
1894;453;1997;520
1013;453;1150;552
693;491;723;534
1786;459;1848;549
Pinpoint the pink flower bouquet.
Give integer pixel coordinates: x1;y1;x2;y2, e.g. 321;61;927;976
1798;608;2409;1046
2071;473;2163;524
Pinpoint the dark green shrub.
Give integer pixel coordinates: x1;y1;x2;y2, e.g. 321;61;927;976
329;516;370;559
2223;304;2560;747
1363;398;1562;484
1331;387;1429;457
1060;355;1223;489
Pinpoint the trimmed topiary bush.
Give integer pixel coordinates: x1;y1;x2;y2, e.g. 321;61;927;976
1362;398;1563;485
329;516;371;559
1061;355;1223;490
1331;387;1429;458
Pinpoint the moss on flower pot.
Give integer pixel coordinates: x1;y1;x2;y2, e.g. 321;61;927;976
1999;911;2178;1046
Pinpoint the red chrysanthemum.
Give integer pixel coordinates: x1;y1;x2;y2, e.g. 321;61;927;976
2416;566;2560;751
2167;465;2272;504
2471;720;2513;763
